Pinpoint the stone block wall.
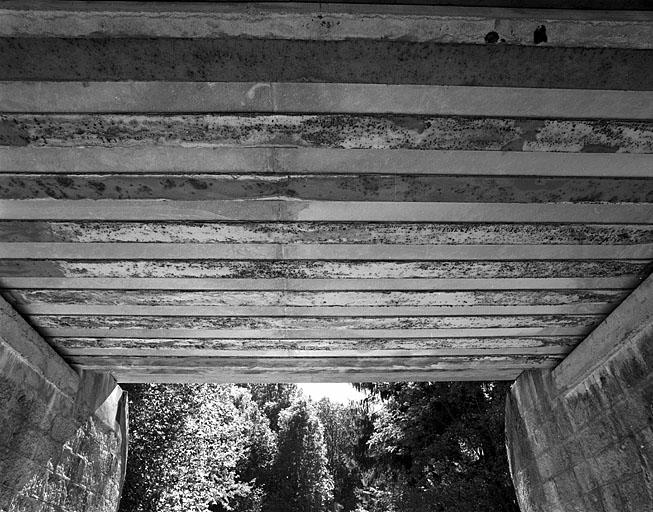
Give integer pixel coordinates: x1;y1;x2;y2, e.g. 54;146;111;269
0;297;127;512
505;301;652;511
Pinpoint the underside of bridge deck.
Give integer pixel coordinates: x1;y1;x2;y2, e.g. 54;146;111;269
0;1;651;383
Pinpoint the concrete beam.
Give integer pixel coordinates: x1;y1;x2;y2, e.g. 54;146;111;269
1;200;651;223
3;82;652;118
2;39;651;89
2;242;652;260
3;288;628;307
0;2;650;48
3;114;650;153
2;147;652;177
71;354;557;384
2;221;651;245
0;276;643;291
50;335;582;358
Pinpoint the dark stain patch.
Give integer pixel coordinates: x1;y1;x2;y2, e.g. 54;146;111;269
500;139;525;151
534;25;548;45
515;119;547;142
0;259;67;277
187;178;209;190
87;180;106;193
580;144;619;153
389;116;429;134
55;176;74;188
485;31;500;44
0;119;29;146
2;174;651;203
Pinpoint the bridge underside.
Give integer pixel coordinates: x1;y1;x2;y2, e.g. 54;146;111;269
0;1;651;383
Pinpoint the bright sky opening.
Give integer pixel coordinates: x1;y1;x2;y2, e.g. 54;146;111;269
297;383;367;404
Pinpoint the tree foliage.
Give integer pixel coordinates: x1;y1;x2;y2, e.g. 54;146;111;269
240;383;300;431
120;382;518;512
265;398;334;512
353;382;519;512
119;384;275;512
315;399;362;512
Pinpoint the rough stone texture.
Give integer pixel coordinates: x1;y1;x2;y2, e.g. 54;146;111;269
0;297;127;512
505;297;653;510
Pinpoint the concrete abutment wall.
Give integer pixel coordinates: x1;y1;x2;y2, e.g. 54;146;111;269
0;297;127;512
506;275;653;511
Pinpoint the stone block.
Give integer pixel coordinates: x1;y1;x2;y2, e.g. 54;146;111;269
10;428;47;461
613;347;650;391
578;416;619;456
583;489;607;512
598;482;626;512
571;461;600;494
559;496;591;512
634;426;653;474
534;451;560;480
563;387;600;431
553;470;584;500
0;413;19;446
62;482;89;511
618;471;653;512
589;442;640;485
541;479;561;506
49;415;79;445
610;398;650;439
0;449;42;491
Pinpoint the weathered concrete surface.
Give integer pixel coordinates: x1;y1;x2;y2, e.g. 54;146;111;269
1;174;652;203
2;114;651;152
0;259;648;279
49;335;582;357
1;2;651;48
1;38;652;90
0;296;127;512
3;83;653;119
0;3;650;384
2;147;651;177
506;273;653;512
3;289;629;307
2;222;651;245
68;354;559;384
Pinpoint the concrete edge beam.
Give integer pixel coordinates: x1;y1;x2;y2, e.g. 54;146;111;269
553;271;653;390
0;2;651;48
0;294;79;397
